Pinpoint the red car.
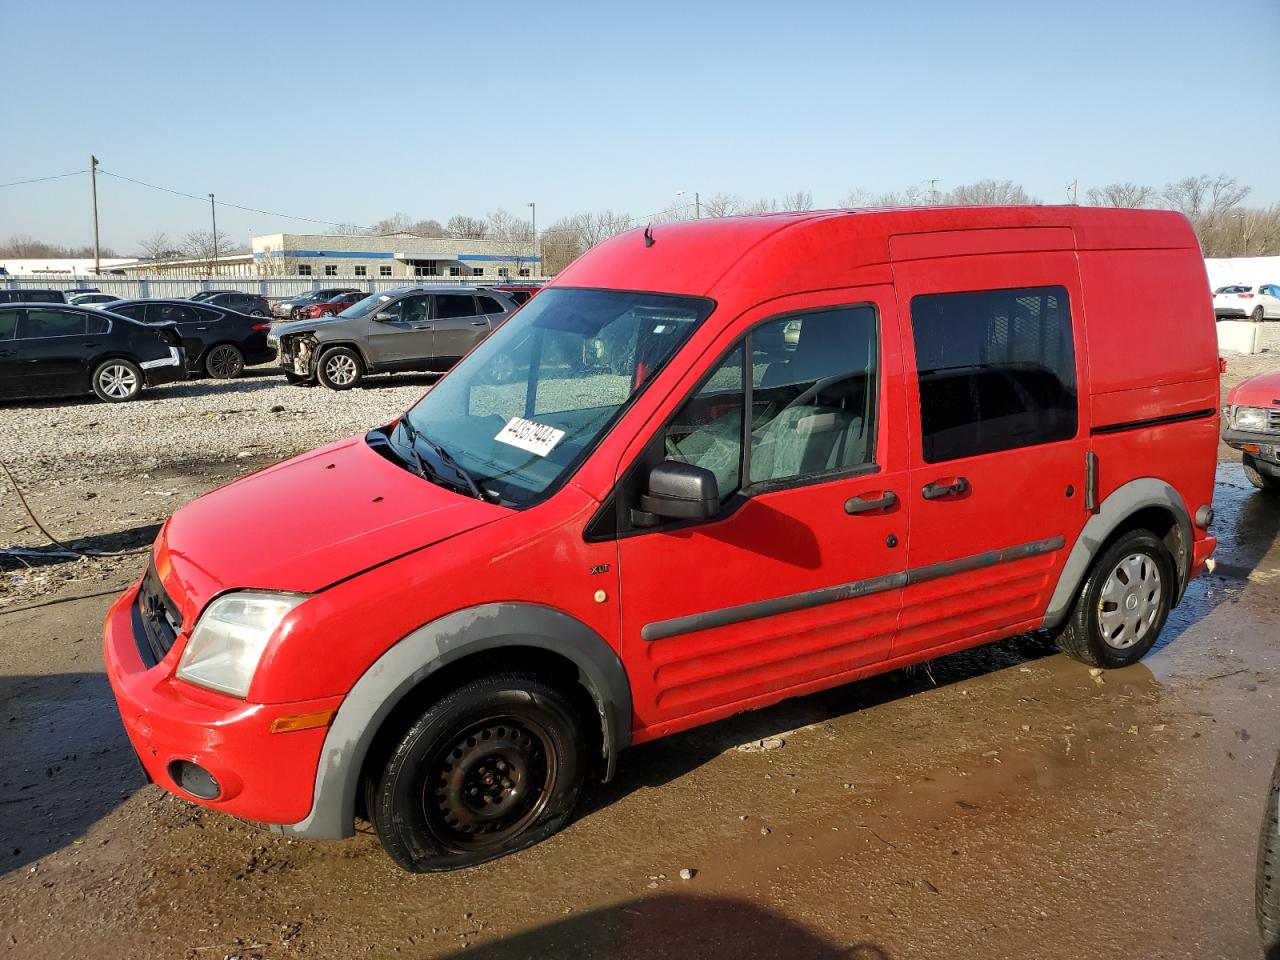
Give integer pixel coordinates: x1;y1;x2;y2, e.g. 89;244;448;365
488;282;542;305
105;206;1219;872
1223;368;1280;490
296;290;369;320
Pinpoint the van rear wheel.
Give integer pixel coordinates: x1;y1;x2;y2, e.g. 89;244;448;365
1055;529;1174;668
368;673;585;872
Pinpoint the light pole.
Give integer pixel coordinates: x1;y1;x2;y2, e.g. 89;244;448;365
208;193;219;277
676;189;700;219
527;201;536;277
90;155;101;276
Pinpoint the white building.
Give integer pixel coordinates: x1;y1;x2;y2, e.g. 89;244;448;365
0;257;136;277
250;232;541;280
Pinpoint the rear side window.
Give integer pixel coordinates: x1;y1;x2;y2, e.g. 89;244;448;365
149;303;199;324
911;286;1076;463
85;314;109;334
0;311;17;339
435;295;478;319
17;309;87;338
477;296;505;314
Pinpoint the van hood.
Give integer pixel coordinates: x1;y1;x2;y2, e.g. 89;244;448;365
154;435;508;624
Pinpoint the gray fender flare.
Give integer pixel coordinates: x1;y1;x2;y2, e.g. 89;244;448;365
1041;477;1192;630
278;602;632;840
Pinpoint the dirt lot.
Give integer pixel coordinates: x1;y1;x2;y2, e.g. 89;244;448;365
1;337;1279;960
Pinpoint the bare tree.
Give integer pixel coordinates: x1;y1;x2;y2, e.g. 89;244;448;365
408;219;444;238
780;190;814;211
445;215;489;239
539;215;585;274
947;179;1033;205
1085;182;1156;208
701;193;743;218
137;230;175;260
179;229;236;275
486;208;535;272
1160;174;1250;220
371;212;415;235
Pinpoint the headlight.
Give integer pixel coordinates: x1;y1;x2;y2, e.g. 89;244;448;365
176;591;307;698
1234;406;1270;431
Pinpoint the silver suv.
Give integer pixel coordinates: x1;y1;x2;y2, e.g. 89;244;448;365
269;286;517;389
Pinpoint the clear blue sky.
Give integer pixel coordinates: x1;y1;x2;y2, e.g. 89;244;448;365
3;0;1278;254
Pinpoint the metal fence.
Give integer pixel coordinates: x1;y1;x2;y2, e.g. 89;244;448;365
0;275;551;301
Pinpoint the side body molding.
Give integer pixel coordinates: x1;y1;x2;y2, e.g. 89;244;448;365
278;603;632;840
1041;477;1193;629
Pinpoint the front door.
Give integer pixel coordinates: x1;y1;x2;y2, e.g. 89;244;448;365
367;293;433;368
431;294;487;365
891;248;1090;659
616;288;909;736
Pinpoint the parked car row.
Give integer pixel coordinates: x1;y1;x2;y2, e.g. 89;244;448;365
0;283;542;402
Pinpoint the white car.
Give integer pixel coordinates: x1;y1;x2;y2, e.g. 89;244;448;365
1213;283;1280;321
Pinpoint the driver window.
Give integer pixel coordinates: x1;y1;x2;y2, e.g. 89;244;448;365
663;306;879;496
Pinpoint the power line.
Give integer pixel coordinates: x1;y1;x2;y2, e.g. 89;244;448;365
0;169;89;189
96;168;374;230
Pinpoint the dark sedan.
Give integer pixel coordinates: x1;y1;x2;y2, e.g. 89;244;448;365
190;290;272;317
108;299;274;378
0;303;185;402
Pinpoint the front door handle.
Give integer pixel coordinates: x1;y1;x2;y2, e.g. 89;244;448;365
470;321;487;326
845;490;898;514
921;477;970;500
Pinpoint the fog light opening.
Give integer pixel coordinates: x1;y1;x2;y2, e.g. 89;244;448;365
167;760;221;801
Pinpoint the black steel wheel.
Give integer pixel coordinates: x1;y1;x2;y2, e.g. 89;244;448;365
204;343;245;379
369;673;585;872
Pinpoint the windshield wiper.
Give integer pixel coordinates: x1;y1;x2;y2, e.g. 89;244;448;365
394;418;434;482
422;434;485;501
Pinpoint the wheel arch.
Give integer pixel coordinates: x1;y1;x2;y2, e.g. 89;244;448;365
277;602;632;840
313;339;372;371
1042;477;1193;630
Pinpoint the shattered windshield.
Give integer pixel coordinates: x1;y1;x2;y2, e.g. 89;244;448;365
400;287;713;507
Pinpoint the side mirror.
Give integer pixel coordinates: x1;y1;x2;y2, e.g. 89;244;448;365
632;460;720;528
374;312;394;322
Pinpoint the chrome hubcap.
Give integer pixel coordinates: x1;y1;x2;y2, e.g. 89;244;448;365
99;364;137;399
325;355;357;384
1097;552;1162;649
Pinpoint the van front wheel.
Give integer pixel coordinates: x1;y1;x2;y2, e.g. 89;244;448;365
369;673;585;872
1055;529;1175;668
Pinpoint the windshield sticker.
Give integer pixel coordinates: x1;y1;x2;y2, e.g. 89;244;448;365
495;417;566;457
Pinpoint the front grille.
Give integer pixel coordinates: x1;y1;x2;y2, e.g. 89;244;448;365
134;561;183;667
1269;409;1280;434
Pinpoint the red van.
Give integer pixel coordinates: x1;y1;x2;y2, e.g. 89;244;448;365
104;207;1219;872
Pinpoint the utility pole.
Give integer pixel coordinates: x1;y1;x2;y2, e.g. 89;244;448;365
90;156;101;276
1070;179;1079;205
927;178;939;205
694;191;701;219
208;193;218;277
527;201;536;276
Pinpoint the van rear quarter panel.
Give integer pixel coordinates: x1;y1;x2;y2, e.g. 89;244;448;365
1078;244;1219;533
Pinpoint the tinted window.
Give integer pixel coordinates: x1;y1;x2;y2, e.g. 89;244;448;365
149;303;200;325
911;285;1076;463
0;311;17;340
85;314;110;334
507;291;532;305
477;296;506;314
398;295;430;324
110;303;145;321
665;306;879;495
17;309;87;338
435;295;478;319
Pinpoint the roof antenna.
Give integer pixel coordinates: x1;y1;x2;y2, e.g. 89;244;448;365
644;224;655;247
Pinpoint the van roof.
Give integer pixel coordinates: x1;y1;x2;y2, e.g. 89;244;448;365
556;206;1198;299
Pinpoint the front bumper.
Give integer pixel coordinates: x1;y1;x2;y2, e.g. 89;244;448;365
1223;428;1280;466
274;334;318;378
103;583;343;827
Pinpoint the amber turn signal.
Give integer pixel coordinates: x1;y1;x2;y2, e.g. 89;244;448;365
269;710;337;734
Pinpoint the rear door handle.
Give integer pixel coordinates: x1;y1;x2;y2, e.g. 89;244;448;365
845;490;898;514
921;477;970;500
469;320;488;326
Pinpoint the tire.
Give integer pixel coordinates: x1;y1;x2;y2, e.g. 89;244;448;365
1244;454;1280;492
91;358;143;402
316;346;363;390
368;673;586;873
1054;529;1175;668
249;309;267;318
204;343;245;379
1258;756;1280;954
1252;306;1265;322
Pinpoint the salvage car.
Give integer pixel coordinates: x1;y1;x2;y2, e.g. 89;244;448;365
295;290;369;320
271;287;361;320
269;286;515;389
108;298;274;379
0;303;184;401
1223;367;1280;491
104;207;1219;872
